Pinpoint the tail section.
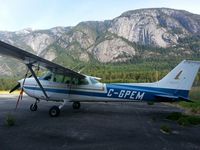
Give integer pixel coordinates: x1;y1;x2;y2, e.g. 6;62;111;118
157;60;200;91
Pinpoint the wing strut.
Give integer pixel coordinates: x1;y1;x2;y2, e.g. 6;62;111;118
26;64;49;99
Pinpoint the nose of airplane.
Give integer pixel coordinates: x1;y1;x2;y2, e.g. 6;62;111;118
18;79;24;88
9;78;24;93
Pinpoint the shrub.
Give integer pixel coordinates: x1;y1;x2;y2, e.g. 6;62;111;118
5;113;15;127
160;125;171;134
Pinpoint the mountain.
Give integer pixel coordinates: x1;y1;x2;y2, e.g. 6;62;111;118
0;8;200;76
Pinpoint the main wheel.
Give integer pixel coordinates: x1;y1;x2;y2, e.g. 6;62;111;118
73;102;81;109
30;104;38;111
49;106;60;117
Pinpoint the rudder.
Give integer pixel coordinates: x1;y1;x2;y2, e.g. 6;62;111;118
157;60;200;91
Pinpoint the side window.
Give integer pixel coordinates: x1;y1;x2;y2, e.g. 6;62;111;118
78;78;89;85
43;73;52;81
71;78;89;85
63;76;71;84
53;74;64;83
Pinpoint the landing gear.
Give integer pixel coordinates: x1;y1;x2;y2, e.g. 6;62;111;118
49;100;67;117
49;106;60;117
73;102;81;109
30;99;39;111
30;103;37;111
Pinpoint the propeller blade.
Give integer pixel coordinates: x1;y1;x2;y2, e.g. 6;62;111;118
9;74;32;93
15;89;23;110
15;68;29;110
9;83;20;93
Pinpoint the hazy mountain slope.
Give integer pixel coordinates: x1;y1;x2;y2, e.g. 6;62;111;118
0;8;200;76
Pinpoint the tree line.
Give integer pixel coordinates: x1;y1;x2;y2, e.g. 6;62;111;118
0;61;199;90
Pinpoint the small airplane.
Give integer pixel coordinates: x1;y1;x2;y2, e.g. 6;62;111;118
0;41;200;117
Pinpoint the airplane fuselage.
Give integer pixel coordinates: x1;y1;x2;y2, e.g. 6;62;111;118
21;77;188;103
1;40;199;117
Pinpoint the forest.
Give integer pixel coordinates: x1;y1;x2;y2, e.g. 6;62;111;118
0;59;199;90
0;35;200;90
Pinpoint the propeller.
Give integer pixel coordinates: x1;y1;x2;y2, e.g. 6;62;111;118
9;74;32;93
15;69;29;110
9;83;21;93
11;65;40;110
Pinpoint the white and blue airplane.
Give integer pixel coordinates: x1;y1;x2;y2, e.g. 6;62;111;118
0;41;200;117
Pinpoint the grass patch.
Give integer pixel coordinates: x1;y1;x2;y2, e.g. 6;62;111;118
5;113;16;127
147;101;154;105
179;86;200;114
180;101;200;114
0;91;10;94
166;112;182;121
166;112;200;126
160;125;171;134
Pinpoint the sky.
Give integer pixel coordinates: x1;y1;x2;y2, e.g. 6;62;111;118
0;0;200;31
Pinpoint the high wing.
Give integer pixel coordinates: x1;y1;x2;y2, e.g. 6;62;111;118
0;40;85;79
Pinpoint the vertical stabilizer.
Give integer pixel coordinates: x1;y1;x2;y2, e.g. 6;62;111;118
157;60;200;91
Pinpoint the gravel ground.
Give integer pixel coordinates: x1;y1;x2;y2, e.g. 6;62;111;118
0;95;200;150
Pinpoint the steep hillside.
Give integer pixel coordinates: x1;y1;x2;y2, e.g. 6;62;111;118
0;8;200;76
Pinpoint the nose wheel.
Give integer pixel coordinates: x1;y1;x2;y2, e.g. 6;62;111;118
30;103;38;111
30;99;39;111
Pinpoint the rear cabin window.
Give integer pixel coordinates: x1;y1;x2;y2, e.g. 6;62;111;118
71;78;89;85
90;77;99;84
78;78;89;85
53;74;64;83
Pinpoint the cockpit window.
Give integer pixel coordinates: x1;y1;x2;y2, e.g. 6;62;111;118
41;72;67;83
41;72;90;85
42;72;52;81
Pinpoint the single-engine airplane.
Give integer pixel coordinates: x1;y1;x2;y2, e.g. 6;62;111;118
0;41;200;117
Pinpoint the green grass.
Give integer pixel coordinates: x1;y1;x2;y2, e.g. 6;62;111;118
147;101;154;105
166;112;200;126
179;86;200;114
0;90;19;95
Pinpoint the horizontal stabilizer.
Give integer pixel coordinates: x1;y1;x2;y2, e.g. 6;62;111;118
155;94;190;102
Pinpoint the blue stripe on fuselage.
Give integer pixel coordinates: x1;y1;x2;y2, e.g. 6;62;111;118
23;83;189;101
108;84;189;98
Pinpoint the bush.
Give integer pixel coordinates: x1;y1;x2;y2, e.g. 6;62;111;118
177;117;190;126
5;113;15;127
167;112;200;126
160;125;171;134
147;101;154;105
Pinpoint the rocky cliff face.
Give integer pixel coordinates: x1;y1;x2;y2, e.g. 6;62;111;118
0;8;200;66
109;8;200;47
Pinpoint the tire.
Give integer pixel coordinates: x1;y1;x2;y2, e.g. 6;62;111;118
30;104;38;111
73;102;81;109
49;106;60;117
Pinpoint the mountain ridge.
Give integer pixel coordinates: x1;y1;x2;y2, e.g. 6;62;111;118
0;7;200;76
